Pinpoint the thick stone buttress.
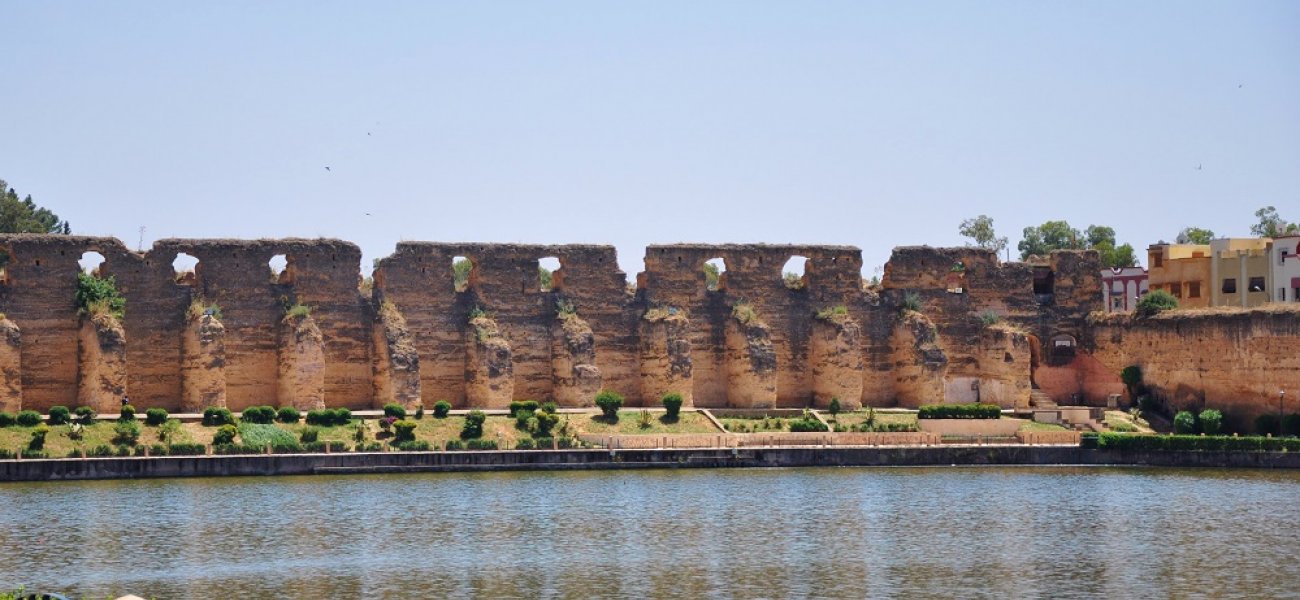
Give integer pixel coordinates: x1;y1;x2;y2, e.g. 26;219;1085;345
0;317;21;412
466;314;513;408
725;305;778;408
372;301;422;410
639;308;693;407
891;310;947;408
78;312;128;413
278;313;326;411
181;311;227;412
552;311;601;407
810;312;863;410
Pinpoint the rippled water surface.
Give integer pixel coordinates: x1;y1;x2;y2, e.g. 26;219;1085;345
2;467;1299;599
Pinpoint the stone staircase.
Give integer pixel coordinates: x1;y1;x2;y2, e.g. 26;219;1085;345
1030;390;1056;408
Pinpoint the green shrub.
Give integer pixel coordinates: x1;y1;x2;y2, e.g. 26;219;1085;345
382;403;407;420
202;407;235;426
595;390;624;420
1256;414;1280;436
113;444;133;457
299;427;320;443
16;410;42;427
75;406;97;424
20;449;48;459
142;407;168;426
1173;411;1197;434
899;292;923;313
269;440;303;454
352;441;383;452
1109;422;1138;433
240;405;276;424
112;421;141;445
509;400;539;417
444;440;465;451
1136;290;1178;317
1120;365;1142;398
118;405;136;422
212;424;238;445
414;405;424;420
466;439;498;450
788;412;828;433
1198;409;1223;435
331;408;352;426
48;406;71;425
238;423;298;448
305;410;329;426
828;398;842;417
0;412;14;427
214;443;264;455
28;424;50;450
1097;433;1300;452
661;393;684;419
301;441;347;453
433;401;452;418
533;437;554;449
143;444;167;457
87;444;114;457
516;438;536;450
76;272;126;319
393;419;417;442
0;448;13;459
167;443;206;456
1283;413;1300;437
556;437;580;449
285;303;312;319
395;440;431;452
461;410;486;439
541;401;558;414
918;403;1002;419
277;407;301;424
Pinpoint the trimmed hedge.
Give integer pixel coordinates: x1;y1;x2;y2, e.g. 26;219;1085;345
241;405;277;424
395;440;431;452
0;412;14;427
144;408;169;426
203;407;236;426
277;407;301;424
918;403;1002;420
1098;433;1300;452
214;443;264;455
16;410;42;427
167;443;207;456
302;441;347;453
433;401;451;418
48;406;71;425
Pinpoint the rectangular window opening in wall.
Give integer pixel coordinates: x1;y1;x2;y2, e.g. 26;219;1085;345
538;256;560;292
1280;288;1288;302
1248;277;1265;292
1187;282;1201;298
1170;283;1182;299
452;256;472;292
1152;253;1164;268
1222;278;1236;294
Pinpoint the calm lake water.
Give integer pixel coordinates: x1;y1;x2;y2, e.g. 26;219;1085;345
2;466;1298;599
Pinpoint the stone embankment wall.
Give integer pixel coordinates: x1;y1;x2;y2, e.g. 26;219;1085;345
0;233;1289;421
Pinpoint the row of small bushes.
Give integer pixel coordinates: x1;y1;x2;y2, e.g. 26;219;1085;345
305;408;353;426
1097;433;1300;452
1;406;101;427
918;403;1002;420
445;439;499;451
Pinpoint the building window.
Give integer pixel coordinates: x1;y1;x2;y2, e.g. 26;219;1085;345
1112;297;1123;310
1248;277;1265;292
1281;288;1288;302
1152;253;1164;268
1188;282;1201;298
1222;278;1237;294
1170;283;1182;299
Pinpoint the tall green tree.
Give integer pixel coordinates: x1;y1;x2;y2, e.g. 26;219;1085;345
1250;206;1297;238
0;179;71;234
1018;220;1135;268
1176;227;1215;244
958;215;1008;255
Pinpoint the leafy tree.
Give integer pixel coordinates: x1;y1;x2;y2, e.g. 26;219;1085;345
0;179;70;234
703;262;720;291
1176;227;1215;245
1250;206;1297;238
1018;220;1135;267
1136;290;1178;316
958;215;1008;255
539;267;553;290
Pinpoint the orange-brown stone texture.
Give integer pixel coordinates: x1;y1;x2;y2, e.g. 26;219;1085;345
0;234;1291;423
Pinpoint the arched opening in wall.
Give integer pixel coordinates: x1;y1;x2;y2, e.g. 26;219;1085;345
269;254;291;284
452;256;472;292
1032;266;1055;303
703;257;726;292
782;256;808;290
0;244;12;284
1048;334;1076;366
79;251;106;277
172;252;199;286
538;256;561;292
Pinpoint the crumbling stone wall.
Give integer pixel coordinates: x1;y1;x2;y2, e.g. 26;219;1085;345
278;312;326;411
0;317;21;412
638;310;693;406
552;313;602;406
78;312;127;413
180;311;226;412
372;301;421;411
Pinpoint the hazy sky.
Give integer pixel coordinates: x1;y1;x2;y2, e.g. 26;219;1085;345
2;1;1297;278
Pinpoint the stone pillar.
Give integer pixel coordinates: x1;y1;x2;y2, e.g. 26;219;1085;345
466;315;513;408
725;308;777;409
891;311;948;408
552;313;601;407
181;312;227;412
78;313;128;414
810;314;863;410
372;302;421;410
639;311;693;407
976;326;1032;409
278;313;326;411
0;317;21;412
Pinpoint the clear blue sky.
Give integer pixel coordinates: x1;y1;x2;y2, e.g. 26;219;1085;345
2;1;1297;277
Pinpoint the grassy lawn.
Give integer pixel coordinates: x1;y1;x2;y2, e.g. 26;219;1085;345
827;410;917;428
1104;410;1152;433
1016;419;1070;432
718;415;795;433
576;410;720;435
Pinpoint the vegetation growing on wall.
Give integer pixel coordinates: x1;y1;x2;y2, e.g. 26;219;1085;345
75;272;125;320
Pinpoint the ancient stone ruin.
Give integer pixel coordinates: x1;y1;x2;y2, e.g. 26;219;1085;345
0;234;1294;429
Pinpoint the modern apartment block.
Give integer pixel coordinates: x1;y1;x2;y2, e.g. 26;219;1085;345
1100;266;1149;312
1209;238;1272;308
1146;243;1211;308
1271;234;1300;303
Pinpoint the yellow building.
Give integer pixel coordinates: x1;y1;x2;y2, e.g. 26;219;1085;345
1147;243;1211;308
1210;238;1272;308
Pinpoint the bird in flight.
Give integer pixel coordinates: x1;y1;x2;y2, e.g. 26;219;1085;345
325;166;331;172
1196;164;1203;171
367;132;372;136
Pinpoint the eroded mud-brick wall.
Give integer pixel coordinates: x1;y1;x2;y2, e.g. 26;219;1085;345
640;244;866;407
374;243;637;406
